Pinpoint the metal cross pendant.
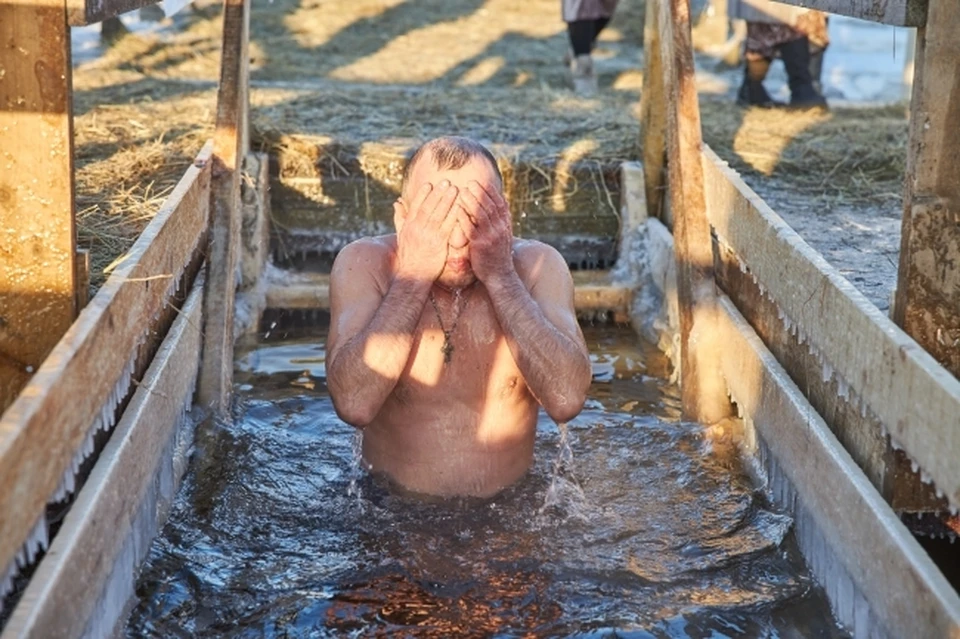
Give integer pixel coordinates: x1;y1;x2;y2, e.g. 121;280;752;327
441;332;455;364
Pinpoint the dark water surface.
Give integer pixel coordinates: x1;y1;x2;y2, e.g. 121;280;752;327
126;324;846;638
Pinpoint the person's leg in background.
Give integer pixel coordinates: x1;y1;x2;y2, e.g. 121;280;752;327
563;0;619;95
567;19;599;94
738;23;784;107
738;19;827;108
779;36;827;107
593;16;611;43
799;12;829;96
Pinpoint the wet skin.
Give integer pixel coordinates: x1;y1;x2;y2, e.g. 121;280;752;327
326;151;592;498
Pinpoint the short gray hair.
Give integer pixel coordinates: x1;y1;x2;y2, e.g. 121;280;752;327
401;136;503;197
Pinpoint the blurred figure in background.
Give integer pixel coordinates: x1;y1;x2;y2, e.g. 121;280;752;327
728;0;829;108
563;0;620;95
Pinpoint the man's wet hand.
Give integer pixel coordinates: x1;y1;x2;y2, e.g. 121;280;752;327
458;181;515;284
394;180;460;282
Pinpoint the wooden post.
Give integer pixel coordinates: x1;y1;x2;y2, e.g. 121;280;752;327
639;0;668;225
889;0;960;513
0;1;77;415
198;0;250;415
658;0;729;423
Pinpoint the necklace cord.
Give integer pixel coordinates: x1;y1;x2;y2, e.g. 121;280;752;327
427;287;472;363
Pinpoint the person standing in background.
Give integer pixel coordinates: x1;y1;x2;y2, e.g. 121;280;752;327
563;0;620;95
728;0;829;108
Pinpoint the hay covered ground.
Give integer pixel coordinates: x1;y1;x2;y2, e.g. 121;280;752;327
75;0;907;306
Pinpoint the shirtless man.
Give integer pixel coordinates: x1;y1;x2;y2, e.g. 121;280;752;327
326;136;592;498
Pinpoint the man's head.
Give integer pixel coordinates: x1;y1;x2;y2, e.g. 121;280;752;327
400;136;503;201
397;136;507;288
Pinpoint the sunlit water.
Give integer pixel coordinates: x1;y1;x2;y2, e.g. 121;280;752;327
126;324;846;638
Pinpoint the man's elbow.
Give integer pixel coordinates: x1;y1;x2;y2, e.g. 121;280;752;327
545;398;585;423
330;389;378;427
544;362;592;422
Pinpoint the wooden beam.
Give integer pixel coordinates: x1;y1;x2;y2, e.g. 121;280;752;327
262;270;633;318
702;145;960;510
714;239;893;494
239;153;271;290
66;0;165;27
75;249;91;312
773;0;927;27
0;144;211;585
265;273;331;310
716;295;960;638
198;0;250;415
0;2;76;415
889;0;960;513
3;276;203;639
894;2;960;382
657;0;729;424
638;0;668;225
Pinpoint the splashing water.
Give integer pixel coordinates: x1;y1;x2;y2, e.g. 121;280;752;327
538;422;590;523
347;430;366;509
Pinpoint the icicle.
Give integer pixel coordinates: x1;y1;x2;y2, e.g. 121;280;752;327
1;556;17;603
837;378;849;400
821;362;834;384
51;330;143;504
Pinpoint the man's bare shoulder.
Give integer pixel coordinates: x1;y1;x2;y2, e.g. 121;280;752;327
332;235;397;275
511;239;570;284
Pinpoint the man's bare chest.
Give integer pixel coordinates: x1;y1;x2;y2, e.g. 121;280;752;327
391;300;526;405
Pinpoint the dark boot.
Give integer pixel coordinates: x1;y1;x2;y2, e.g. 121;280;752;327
809;44;826;96
736;57;781;107
779;37;827;108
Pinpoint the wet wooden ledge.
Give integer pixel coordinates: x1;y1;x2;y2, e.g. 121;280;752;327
263;269;634;319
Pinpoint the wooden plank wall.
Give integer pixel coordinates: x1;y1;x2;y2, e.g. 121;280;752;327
0;1;76;415
198;0;251;415
716;296;960;638
0;145;211;583
702;147;960;511
3;276;204;639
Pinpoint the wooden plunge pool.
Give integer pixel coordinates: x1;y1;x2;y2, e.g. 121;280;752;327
124;320;847;637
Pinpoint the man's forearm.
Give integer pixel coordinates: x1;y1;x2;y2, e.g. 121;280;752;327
328;277;432;425
485;272;591;422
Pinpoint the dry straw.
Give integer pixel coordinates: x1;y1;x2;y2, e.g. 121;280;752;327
71;0;906;295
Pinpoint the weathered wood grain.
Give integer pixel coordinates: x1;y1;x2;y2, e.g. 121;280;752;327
262;271;632;318
638;0;668;225
657;0;729;423
702;145;960;510
0;143;211;584
888;0;960;512
66;0;166;26
894;0;960;384
2;277;203;639
198;0;251;415
0;3;76;414
717;295;960;638
774;0;927;27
